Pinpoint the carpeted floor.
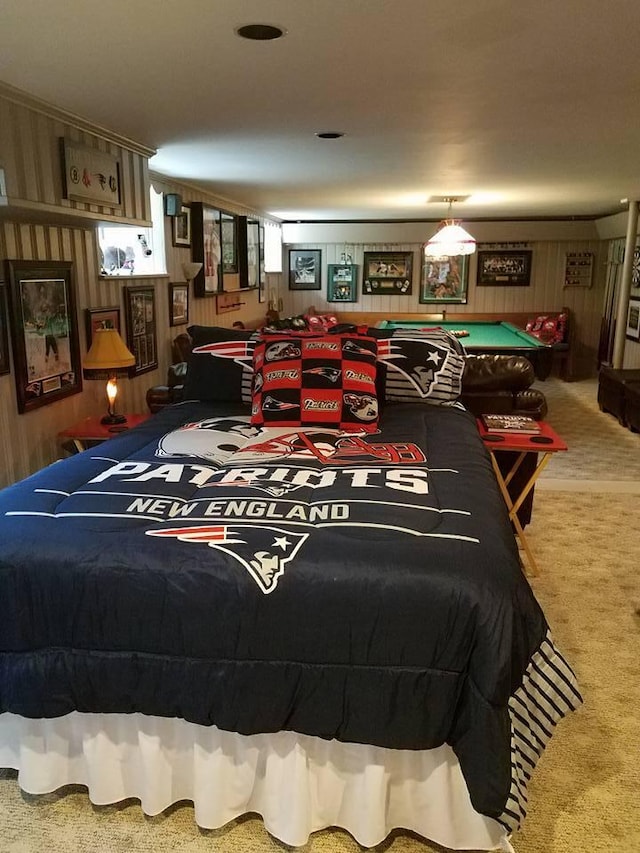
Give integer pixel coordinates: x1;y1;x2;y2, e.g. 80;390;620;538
2;380;639;852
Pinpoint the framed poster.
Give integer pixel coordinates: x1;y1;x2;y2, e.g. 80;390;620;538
221;211;238;273
327;264;357;302
124;285;158;376
4;259;82;413
190;202;223;297
172;204;191;247
626;298;640;342
0;283;9;376
169;281;189;326
363;251;413;295
477;250;532;286
420;255;469;304
289;249;322;290
85;306;121;349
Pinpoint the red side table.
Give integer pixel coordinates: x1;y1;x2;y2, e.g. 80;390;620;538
58;413;150;454
477;419;568;576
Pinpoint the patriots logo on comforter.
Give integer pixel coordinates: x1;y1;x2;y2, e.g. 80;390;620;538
146;524;308;594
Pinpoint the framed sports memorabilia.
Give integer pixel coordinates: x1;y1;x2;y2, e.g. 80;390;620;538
327;264;357;302
5;259;82;413
362;251;413;295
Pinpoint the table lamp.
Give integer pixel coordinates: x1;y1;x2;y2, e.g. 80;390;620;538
83;327;136;426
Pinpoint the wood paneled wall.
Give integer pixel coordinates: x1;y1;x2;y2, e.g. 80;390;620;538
0;91;278;489
279;239;609;379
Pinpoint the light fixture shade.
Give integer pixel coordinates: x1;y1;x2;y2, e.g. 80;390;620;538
84;328;136;372
182;261;203;281
424;219;476;259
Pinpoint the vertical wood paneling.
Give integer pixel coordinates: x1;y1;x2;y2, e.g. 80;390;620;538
278;238;609;380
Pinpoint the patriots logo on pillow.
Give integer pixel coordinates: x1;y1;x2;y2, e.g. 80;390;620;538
377;337;448;397
192;339;256;370
304;366;342;382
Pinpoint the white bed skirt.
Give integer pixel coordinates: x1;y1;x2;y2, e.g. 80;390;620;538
0;712;513;851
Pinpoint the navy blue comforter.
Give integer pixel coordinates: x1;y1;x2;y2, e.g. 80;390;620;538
0;401;580;829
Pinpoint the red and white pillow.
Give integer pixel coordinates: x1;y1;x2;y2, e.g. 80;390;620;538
251;332;379;431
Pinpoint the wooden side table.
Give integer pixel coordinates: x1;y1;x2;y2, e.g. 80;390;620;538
477;419;568;576
58;414;150;454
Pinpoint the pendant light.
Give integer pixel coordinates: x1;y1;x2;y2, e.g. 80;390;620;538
424;197;476;259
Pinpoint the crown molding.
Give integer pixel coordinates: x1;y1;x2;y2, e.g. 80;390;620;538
0;81;156;158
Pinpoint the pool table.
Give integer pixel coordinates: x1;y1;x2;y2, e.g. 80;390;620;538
376;319;553;380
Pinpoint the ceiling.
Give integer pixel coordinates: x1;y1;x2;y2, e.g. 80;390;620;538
1;0;639;223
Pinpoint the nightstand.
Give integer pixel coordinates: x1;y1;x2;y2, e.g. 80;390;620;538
58;413;150;454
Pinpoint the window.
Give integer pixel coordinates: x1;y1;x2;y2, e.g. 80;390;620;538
263;221;283;273
98;186;167;277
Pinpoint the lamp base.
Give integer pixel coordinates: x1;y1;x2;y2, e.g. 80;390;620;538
101;413;127;425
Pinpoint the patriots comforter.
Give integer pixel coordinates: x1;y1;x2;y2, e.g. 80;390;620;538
0;401;581;830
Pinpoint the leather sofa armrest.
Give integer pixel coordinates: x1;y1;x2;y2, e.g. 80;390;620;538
146;384;186;413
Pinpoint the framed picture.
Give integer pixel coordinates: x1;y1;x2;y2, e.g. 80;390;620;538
190;202;223;297
172;204;191;247
221;211;238;274
4;259;82;413
169;282;189;326
289;249;322;290
61;140;121;208
420;255;469;304
0;283;10;376
477;250;532;286
363;251;413;295
85;306;121;349
626;298;640;342
124;285;158;376
327;264;358;302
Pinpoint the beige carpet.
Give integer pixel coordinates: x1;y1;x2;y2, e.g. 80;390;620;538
2;381;639;852
535;377;640;490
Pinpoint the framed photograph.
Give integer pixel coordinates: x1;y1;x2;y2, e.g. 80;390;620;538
327;264;358;302
477;250;532;286
172;204;191;247
0;283;10;376
289;249;322;290
190;202;223;297
363;251;413;295
420;255;469;304
85;306;121;349
124;286;158;376
221;211;238;274
169;282;189;326
4;259;82;413
626;298;640;342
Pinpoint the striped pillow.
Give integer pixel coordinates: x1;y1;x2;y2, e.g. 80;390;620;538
374;328;465;405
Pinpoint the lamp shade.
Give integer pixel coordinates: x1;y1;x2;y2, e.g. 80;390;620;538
84;328;136;373
424;219;476;260
182;261;203;281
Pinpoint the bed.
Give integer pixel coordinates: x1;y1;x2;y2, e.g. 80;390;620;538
0;325;581;851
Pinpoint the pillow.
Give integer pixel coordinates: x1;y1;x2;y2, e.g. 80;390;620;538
526;313;567;345
370;327;466;405
304;312;338;332
184;325;256;403
251;331;379;431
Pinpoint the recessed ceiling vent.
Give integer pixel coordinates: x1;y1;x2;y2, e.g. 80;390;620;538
315;132;345;139
236;24;286;40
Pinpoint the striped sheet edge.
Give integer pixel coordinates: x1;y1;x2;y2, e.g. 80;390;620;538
498;631;582;832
